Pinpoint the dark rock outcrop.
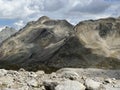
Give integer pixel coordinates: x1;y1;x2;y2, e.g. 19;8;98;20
0;16;120;71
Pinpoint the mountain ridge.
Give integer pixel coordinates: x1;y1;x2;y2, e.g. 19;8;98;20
0;16;120;71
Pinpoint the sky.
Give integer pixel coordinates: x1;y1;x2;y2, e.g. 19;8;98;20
0;0;120;30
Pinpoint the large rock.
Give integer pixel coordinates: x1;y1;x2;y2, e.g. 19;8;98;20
57;70;79;80
85;78;103;90
55;80;85;90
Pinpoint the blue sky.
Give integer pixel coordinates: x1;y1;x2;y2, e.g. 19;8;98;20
0;0;120;30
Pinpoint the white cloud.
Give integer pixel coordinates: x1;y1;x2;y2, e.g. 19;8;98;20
0;0;120;29
14;20;24;30
0;26;6;31
0;0;44;19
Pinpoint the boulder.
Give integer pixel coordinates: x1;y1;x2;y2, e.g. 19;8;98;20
55;80;85;90
43;80;58;90
85;78;103;90
57;70;79;80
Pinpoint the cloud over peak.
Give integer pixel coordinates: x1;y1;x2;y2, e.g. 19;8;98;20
0;0;120;29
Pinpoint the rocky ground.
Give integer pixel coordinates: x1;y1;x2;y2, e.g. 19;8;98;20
0;68;119;90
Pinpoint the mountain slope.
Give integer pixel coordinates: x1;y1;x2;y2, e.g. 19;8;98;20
75;17;120;59
0;16;74;70
0;16;120;71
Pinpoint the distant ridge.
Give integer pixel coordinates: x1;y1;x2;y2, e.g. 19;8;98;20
0;26;17;43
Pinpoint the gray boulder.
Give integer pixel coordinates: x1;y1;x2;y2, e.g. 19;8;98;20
55;80;85;90
85;78;103;90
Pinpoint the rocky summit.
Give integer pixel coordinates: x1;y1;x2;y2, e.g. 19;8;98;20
0;16;120;71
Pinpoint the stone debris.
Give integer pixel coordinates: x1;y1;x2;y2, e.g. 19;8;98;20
0;68;118;90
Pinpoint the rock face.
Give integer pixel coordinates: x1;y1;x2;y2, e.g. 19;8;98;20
0;27;16;43
74;17;120;69
75;18;120;59
0;16;120;71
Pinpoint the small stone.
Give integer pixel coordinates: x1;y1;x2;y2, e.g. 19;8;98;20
104;78;112;83
7;70;19;76
55;80;85;90
0;76;14;87
28;72;37;77
27;79;38;87
36;71;45;75
112;80;120;88
81;76;87;80
43;80;58;90
19;68;26;72
20;86;29;90
85;78;102;90
41;86;46;90
104;84;120;90
50;72;57;79
60;71;79;80
0;69;7;76
112;78;116;81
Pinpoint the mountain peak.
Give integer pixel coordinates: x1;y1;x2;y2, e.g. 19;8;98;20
38;16;50;23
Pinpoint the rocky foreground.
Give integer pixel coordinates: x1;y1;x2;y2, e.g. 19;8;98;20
0;68;119;90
